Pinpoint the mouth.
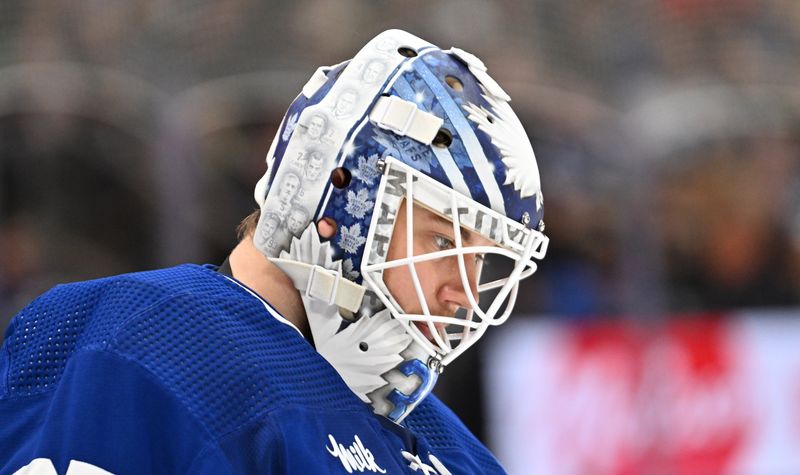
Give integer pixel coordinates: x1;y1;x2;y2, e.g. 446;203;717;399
414;321;445;344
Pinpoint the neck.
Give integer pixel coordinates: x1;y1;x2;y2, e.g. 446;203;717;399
228;236;310;338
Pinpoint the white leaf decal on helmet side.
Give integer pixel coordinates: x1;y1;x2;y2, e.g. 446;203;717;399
339;223;367;254
315;308;412;399
345;188;375;220
463;88;542;210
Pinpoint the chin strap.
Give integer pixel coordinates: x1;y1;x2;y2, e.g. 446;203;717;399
269;258;366;313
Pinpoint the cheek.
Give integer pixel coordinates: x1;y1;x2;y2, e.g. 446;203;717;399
411;261;440;296
383;211;444;309
383;266;414;310
383;259;440;311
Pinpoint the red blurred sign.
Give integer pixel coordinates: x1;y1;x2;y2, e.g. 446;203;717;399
487;314;800;474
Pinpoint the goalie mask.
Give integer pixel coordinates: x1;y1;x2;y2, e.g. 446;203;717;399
253;30;548;422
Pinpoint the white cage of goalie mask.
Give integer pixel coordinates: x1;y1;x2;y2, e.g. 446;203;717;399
361;158;548;366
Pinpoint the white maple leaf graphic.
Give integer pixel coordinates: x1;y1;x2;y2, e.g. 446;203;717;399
314;308;411;400
463;87;542;210
353;153;381;186
278;223;340;272
343;258;360;280
339;223;367;254
345;188;374;219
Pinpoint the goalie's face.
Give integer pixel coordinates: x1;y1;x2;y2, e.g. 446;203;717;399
376;201;516;366
384;201;492;324
359;160;547;367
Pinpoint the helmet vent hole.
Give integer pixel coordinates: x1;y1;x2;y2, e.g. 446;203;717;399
397;46;418;58
432;128;453;148
359;342;369;352
331;167;352;188
486;114;495;123
317;217;338;239
445;75;464;91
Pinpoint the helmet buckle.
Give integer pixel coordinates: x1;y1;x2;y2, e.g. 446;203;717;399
369;95;443;144
305;265;341;306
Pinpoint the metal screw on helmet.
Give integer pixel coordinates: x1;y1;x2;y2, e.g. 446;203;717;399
538;220;546;232
521;211;531;226
376;158;387;174
427;357;443;374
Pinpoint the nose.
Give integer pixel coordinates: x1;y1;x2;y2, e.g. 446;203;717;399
437;254;481;314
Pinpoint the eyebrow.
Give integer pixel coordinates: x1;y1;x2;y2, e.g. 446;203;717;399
429;212;474;244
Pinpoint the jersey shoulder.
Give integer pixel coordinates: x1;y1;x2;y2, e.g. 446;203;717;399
2;263;362;436
0;265;208;398
99;265;363;438
404;394;506;473
1;264;372;472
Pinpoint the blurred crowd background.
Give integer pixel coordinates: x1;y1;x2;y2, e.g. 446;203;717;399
1;0;800;469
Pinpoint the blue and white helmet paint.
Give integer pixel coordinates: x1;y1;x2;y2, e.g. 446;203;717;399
253;30;548;422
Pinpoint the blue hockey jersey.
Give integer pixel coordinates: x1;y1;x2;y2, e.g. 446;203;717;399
0;264;505;474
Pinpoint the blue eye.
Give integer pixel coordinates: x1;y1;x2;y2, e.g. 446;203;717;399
434;235;455;250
